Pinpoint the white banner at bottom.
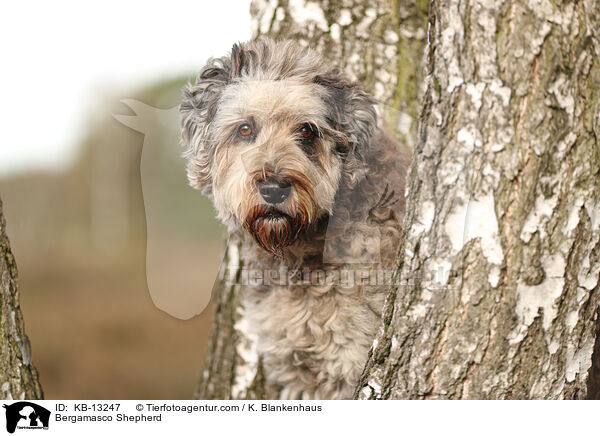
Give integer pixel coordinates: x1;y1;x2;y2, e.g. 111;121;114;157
0;399;594;435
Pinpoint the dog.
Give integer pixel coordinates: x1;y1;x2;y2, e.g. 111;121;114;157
180;38;411;399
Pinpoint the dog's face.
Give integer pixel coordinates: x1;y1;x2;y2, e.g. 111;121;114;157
180;39;376;256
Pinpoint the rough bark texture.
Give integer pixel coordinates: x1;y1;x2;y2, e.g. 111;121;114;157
194;0;427;399
0;197;43;400
194;235;276;400
356;0;600;399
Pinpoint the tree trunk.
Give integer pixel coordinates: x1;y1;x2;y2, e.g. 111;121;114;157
194;0;428;399
356;0;600;399
0;197;43;400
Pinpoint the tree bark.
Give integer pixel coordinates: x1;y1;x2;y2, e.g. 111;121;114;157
0;197;43;400
356;0;600;399
194;0;427;399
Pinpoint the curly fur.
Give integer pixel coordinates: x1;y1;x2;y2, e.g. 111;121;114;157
181;38;411;399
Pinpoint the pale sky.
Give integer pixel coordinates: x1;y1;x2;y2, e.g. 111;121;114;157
0;0;251;176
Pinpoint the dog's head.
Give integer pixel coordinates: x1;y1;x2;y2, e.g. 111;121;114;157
180;38;376;256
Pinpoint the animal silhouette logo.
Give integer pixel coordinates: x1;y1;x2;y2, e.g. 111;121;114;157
113;100;216;320
2;402;50;433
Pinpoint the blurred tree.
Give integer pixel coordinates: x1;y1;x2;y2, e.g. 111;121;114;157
0;197;43;400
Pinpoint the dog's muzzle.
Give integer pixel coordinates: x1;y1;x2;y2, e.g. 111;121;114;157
258;177;292;204
244;171;318;256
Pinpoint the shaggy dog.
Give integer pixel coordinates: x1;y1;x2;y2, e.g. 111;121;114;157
180;38;411;399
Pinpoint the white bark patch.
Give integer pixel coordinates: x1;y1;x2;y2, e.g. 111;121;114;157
232;314;259;399
488;266;501;288
428;258;452;287
491;142;505;152
514;254;566;330
527;0;554;17
374;82;385;100
564;197;584;236
396;112;413;138
338;9;352;26
227;242;240;276
330;23;340;41
565;336;595;382
565;310;579;333
438;0;465;93
447;76;464;93
558;132;577;153
361;386;373;400
227;242;260;399
356;9;377;37
445;201;468;251
520;194;559;243
548;74;575;116
289;0;328;31
578;255;600;291
577;200;600;290
489;79;512;107
384;29;399;44
439;160;462;186
368;380;382;396
421;201;435;233
465;82;485;110
411;201;435;239
348;53;360;66
457;127;475;150
377;70;392;86
257;0;277;34
585;199;600;231
407;303;428;319
384;45;397;61
445;194;503;265
274;6;284;22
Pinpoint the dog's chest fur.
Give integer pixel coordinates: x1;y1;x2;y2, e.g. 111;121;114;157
240;233;389;399
237;131;409;399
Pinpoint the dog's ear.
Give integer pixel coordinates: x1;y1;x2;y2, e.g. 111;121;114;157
316;74;377;188
180;58;231;195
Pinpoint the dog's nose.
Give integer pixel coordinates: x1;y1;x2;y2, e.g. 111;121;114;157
258;177;292;204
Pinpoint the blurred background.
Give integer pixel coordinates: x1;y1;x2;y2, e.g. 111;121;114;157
0;0;251;398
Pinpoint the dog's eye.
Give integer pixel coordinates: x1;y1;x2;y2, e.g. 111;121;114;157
238;123;253;138
298;123;315;141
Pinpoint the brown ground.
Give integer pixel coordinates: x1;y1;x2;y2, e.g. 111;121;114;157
16;242;219;399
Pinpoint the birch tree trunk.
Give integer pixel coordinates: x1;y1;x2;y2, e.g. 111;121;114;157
356;0;600;399
194;0;428;399
0;197;43;400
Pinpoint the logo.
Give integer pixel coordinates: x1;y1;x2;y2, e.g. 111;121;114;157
2;402;50;434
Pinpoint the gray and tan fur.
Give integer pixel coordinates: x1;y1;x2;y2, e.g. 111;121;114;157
181;38;411;399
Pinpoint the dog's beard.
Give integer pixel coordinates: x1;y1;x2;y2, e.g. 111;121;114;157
244;205;309;257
